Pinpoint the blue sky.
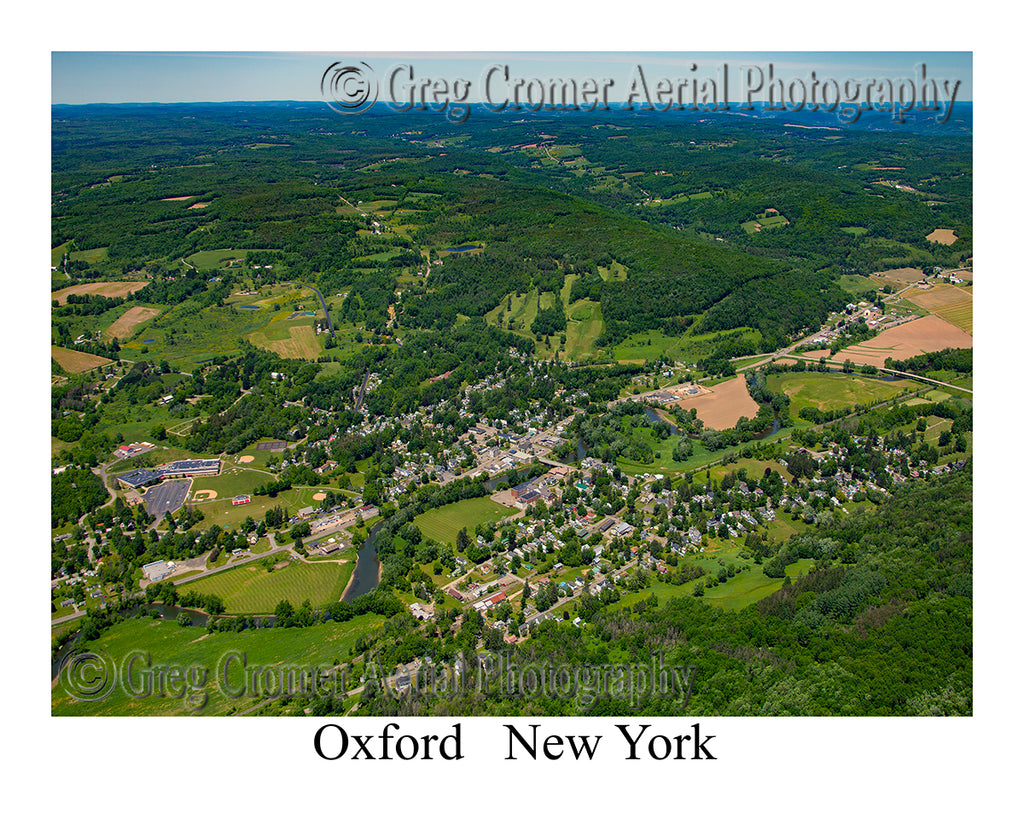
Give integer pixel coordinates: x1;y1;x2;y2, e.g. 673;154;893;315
52;52;972;105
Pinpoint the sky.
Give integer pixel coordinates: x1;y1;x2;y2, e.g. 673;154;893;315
51;51;972;106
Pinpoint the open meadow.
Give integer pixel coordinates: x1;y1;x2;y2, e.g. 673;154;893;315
767;371;915;419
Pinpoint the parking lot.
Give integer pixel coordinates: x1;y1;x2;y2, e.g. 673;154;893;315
143;479;192;517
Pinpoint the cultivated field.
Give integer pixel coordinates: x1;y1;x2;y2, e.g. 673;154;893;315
180;560;353;614
52;281;148;305
247;324;321;360
840;315;973;367
51;345;112;373
670;375;759;430
104;306;162;340
927;228;958;245
902;284;973;334
874;267;925;285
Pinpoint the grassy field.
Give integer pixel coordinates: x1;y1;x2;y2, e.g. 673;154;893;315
613;327;761;367
413;496;511;545
610;553;815;615
614;424;790;478
767;371;915;421
118;284;329;367
51;614;386;715
702;558;815;610
247;322;322;360
564;298;607;360
184;248;263;270
179;559;353;614
838;274;882;296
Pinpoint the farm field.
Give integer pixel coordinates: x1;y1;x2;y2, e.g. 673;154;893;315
247;323;322;360
902;284;973;334
926;228;958;244
873;267;925;286
52;614;386;715
766;371;915;419
837;274;882;297
51;345;112;373
179;559;353;614
840;315;973;368
413;496;510;545
741;208;789;234
672;374;759;430
52;281;148;305
104;306;162;341
118;294;321;367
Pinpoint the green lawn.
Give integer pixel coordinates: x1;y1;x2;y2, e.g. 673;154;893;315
413;496;511;545
610;556;815;614
703;558;815;610
185;248;264;269
564;299;607;361
52;614;386;715
179;560;353;613
613;327;761;367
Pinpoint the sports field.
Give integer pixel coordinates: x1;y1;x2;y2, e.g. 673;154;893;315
413;496;510;545
180;559;353;614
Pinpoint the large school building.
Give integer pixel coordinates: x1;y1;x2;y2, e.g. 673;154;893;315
116;459;221;490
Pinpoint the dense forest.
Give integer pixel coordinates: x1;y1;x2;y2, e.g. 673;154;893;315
52;104;971;361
